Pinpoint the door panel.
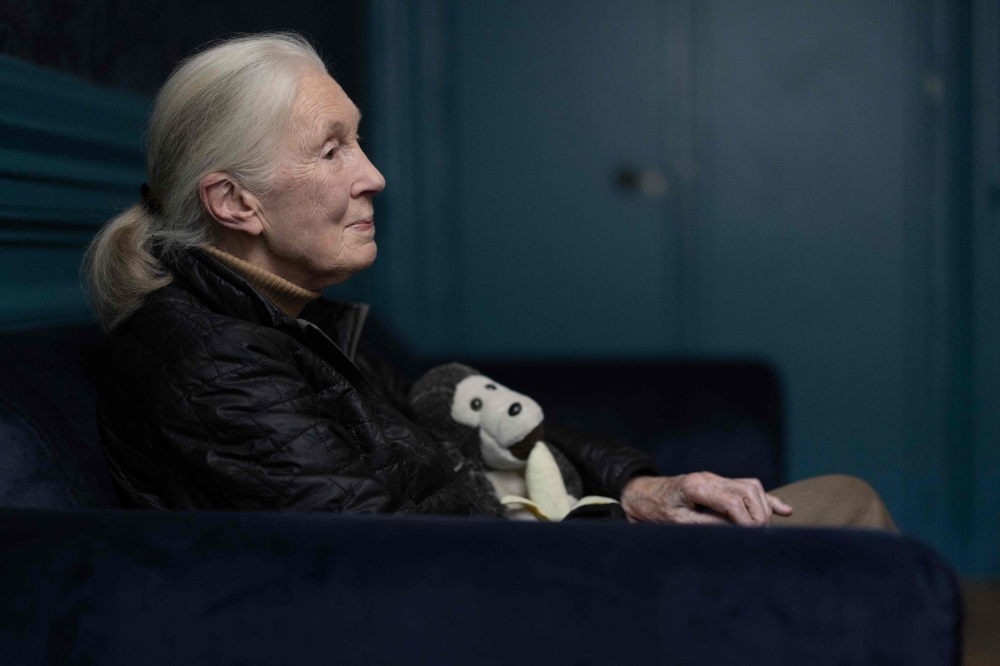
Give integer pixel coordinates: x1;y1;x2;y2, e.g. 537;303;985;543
455;0;673;356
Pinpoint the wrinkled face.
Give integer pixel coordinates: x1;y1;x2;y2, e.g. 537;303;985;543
257;68;385;290
451;374;545;471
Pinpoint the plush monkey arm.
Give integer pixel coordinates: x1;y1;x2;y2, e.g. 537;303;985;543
545;426;659;500
547;444;584;499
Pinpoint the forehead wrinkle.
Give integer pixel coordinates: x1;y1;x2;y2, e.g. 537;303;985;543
320;106;360;141
286;71;362;157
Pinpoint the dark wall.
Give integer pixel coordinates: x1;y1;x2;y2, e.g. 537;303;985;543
0;0;367;105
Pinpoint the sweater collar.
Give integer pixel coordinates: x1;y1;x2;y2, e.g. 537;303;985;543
165;246;370;361
201;245;321;318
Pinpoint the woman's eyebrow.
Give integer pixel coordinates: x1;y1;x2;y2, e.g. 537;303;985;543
324;120;350;138
325;112;361;137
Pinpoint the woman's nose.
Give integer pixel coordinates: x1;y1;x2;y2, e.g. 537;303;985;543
508;402;522;416
352;147;386;197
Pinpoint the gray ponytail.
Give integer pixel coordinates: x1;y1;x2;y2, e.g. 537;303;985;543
84;32;326;330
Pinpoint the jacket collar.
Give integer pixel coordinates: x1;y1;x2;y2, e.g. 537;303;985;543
165;247;370;361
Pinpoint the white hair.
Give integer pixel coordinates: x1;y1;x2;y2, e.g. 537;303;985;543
84;32;327;330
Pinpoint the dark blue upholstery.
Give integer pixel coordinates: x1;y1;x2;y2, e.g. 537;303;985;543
0;326;118;509
0;325;963;664
0;509;961;665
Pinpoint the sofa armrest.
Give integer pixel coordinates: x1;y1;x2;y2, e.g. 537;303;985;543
1;509;960;665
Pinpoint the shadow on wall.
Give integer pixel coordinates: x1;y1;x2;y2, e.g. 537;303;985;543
0;0;367;100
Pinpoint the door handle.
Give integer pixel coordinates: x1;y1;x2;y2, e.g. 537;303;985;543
613;165;669;199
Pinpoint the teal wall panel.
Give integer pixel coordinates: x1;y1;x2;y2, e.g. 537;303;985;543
367;0;998;575
692;0;982;572
971;0;1000;576
0;54;149;329
355;0;464;354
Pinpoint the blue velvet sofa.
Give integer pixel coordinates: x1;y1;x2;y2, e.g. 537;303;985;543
0;325;962;665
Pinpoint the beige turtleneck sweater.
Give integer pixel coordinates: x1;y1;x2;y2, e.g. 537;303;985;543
202;245;322;318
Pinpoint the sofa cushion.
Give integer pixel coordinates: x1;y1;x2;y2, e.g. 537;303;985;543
0;325;119;508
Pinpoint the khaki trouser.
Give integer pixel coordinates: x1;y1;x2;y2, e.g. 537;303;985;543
768;474;898;531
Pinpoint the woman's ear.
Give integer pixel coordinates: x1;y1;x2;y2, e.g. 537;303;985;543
199;173;264;236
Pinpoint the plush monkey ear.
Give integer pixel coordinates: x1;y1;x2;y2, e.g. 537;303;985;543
409;363;481;429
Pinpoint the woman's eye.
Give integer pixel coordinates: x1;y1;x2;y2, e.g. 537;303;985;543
324;148;335;160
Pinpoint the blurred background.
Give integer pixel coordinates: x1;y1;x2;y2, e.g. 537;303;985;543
0;0;997;601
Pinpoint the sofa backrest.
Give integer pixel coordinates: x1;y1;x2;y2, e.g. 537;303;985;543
0;324;119;509
473;360;784;489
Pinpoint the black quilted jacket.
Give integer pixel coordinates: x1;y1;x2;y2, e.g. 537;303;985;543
97;248;657;513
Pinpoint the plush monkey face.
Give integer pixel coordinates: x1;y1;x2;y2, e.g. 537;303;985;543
450;374;545;471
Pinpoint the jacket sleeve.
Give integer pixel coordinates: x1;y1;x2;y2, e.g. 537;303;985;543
107;325;406;513
545;425;659;499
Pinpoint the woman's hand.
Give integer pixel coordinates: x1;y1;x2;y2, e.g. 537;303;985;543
620;473;793;526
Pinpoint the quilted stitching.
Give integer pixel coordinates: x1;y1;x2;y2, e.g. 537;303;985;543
99;249;485;515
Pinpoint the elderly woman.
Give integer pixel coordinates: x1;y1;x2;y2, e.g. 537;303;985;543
87;33;894;528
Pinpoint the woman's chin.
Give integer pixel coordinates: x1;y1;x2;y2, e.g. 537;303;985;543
327;243;377;285
355;240;377;267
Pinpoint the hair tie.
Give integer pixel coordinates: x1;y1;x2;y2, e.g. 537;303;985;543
139;183;161;214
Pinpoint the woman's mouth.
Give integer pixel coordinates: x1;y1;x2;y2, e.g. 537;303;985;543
348;218;374;231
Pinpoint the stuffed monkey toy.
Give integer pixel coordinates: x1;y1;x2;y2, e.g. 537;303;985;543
409;363;623;521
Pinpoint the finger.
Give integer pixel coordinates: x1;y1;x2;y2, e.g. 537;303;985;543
727;496;757;526
734;478;776;525
717;491;756;526
767;493;793;515
745;478;772;519
739;485;770;526
674;508;730;525
753;482;773;524
686;480;755;526
760;488;773;521
731;479;773;526
728;479;769;525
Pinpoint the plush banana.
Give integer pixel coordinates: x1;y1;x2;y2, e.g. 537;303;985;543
500;442;618;522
